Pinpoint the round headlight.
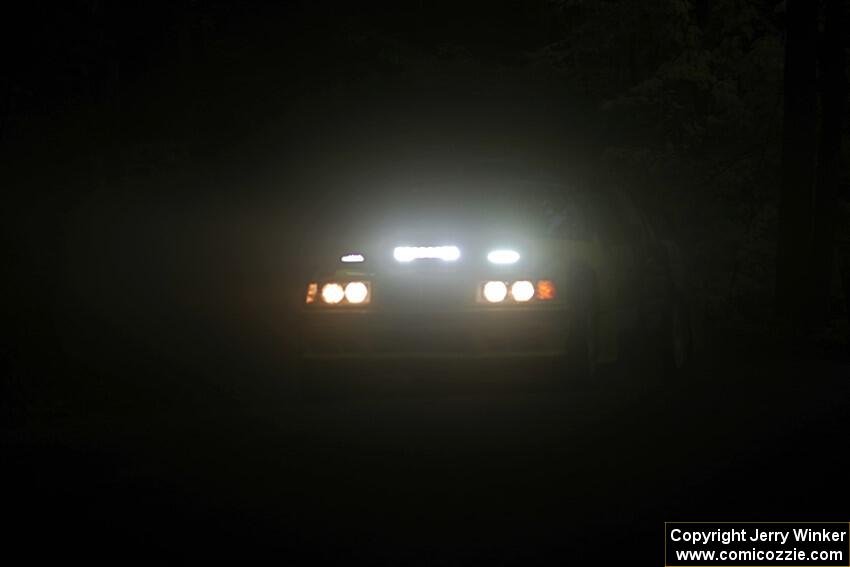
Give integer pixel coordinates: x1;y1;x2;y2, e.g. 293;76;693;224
344;281;369;304
483;281;508;303
511;280;535;302
321;283;345;304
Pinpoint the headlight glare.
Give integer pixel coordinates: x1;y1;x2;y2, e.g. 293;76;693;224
511;280;535;302
483;281;508;303
321;283;345;304
344;281;369;304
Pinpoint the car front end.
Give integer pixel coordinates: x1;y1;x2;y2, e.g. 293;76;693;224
299;240;572;358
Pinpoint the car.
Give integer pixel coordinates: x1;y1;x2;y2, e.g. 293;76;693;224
296;177;693;375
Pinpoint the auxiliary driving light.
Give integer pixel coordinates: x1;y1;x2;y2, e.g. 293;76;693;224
344;281;369;304
483;281;508;303
487;249;520;264
511;280;535;302
321;283;345;304
393;245;460;262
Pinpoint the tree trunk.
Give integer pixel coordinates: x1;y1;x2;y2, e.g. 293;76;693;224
775;0;819;333
810;0;847;326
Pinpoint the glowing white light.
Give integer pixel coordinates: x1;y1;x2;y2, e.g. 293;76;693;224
511;280;535;302
487;249;520;264
393;246;461;262
341;253;365;263
344;281;369;304
321;283;345;304
483;281;508;303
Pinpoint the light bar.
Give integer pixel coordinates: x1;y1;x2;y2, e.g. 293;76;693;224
341;253;365;263
393;245;461;262
487;249;520;264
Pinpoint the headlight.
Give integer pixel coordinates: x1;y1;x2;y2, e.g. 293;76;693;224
482;281;508;303
344;281;369;304
478;279;557;304
510;280;535;302
309;281;371;305
321;283;345;304
340;253;365;263
487;249;520;264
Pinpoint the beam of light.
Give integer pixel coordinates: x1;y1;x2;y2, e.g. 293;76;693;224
487;249;520;264
483;281;508;303
393;245;461;262
341;253;365;263
511;280;535;302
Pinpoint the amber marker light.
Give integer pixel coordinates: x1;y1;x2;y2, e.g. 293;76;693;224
305;282;318;304
536;280;556;300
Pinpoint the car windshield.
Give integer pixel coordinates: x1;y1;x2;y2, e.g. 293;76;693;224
518;187;597;241
324;168;621;252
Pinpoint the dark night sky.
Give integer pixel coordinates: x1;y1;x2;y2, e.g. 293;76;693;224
3;1;593;171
